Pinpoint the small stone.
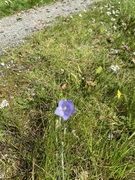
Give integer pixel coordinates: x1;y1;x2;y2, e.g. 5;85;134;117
16;17;22;21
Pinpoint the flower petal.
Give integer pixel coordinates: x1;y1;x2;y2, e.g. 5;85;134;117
54;100;75;120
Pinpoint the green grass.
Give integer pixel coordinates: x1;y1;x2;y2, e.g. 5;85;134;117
0;0;135;179
0;0;56;18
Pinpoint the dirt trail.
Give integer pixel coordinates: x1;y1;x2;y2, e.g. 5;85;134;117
0;0;97;54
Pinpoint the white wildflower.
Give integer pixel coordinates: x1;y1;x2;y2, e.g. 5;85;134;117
110;48;119;54
112;10;115;15
113;25;117;30
106;11;111;16
108;133;114;139
0;99;9;109
91;18;95;22
79;14;82;18
61;68;64;73
116;10;120;14
122;22;126;26
100;7;103;10
111;65;120;72
111;18;116;21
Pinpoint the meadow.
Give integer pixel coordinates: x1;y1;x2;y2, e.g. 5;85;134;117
0;0;55;18
0;0;135;179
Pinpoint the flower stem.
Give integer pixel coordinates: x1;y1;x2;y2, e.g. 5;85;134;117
55;117;66;179
61;119;66;180
61;141;65;180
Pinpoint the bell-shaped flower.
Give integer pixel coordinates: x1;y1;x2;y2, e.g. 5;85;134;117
55;100;75;120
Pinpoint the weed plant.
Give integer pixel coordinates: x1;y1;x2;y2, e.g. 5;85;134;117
0;0;55;18
0;0;135;179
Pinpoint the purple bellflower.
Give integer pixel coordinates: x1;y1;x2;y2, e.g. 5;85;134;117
55;100;76;120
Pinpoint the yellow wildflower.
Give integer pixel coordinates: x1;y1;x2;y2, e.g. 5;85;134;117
117;90;121;99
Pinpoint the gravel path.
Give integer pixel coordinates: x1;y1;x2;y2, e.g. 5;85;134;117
0;0;97;54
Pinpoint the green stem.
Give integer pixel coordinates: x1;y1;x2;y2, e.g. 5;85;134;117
61;141;65;180
61;118;65;180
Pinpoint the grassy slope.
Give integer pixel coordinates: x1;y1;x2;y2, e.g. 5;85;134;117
0;0;135;179
0;0;56;18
